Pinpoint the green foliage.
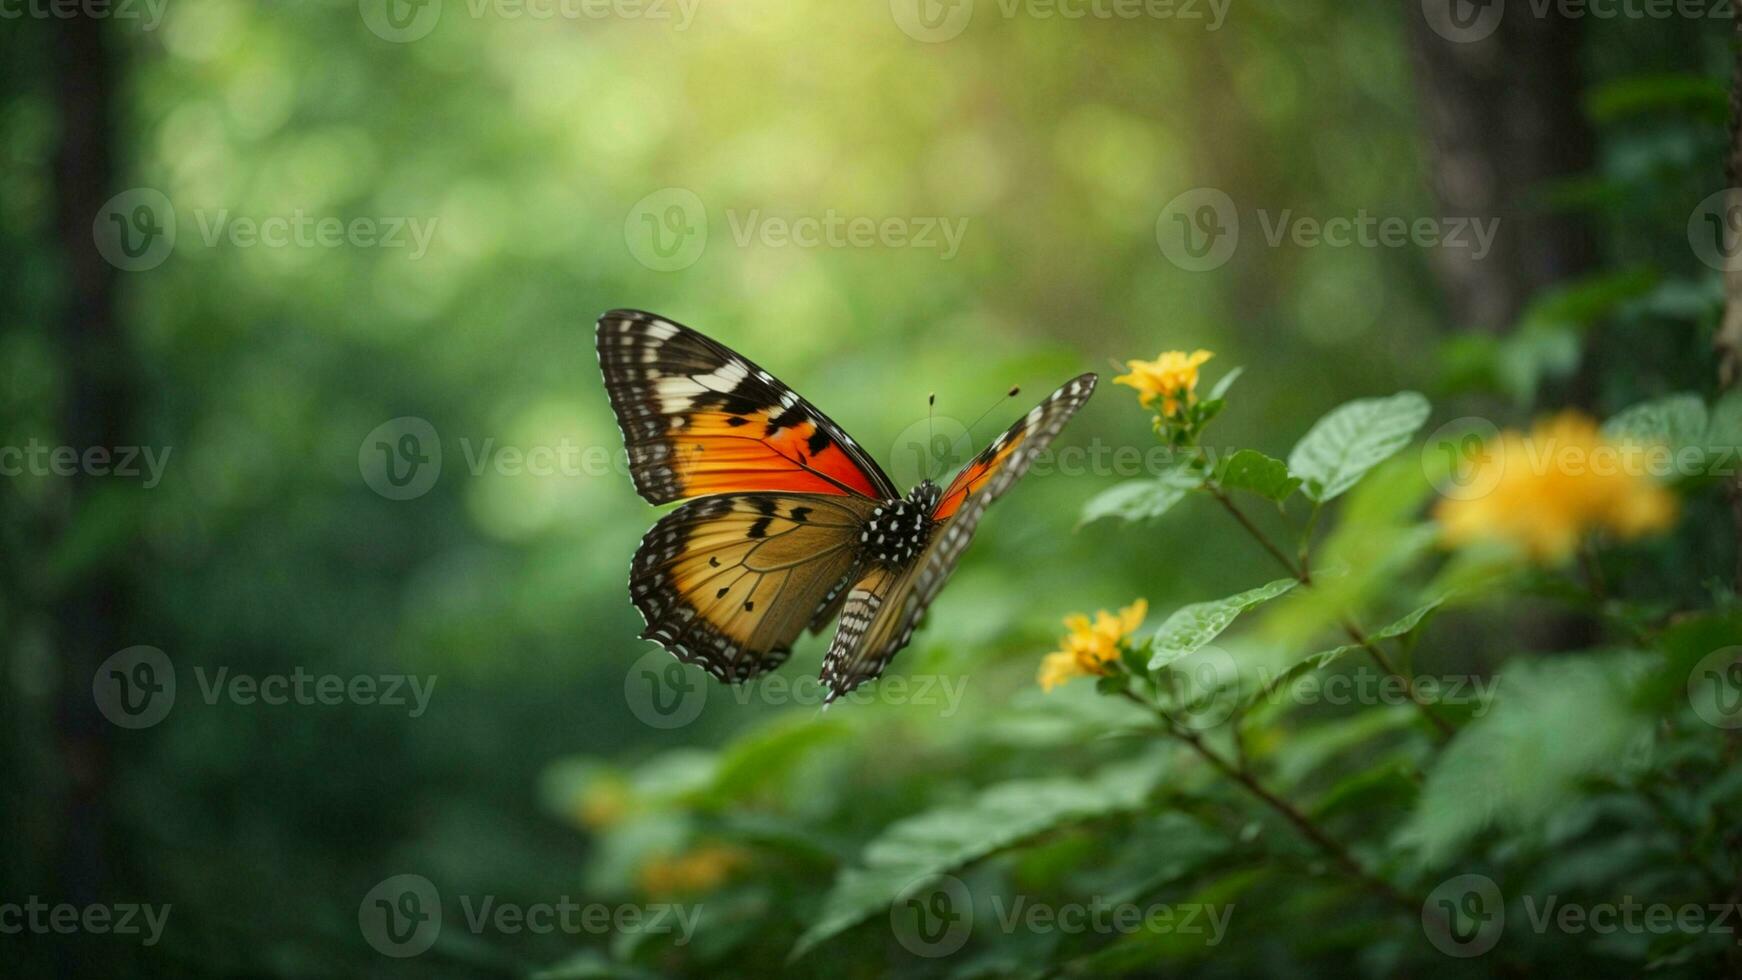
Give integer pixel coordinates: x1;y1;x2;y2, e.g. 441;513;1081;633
791;758;1168;960
6;6;1740;979
1079;467;1204;526
1287;392;1431;503
1148;578;1298;671
1398;652;1654;864
1214;450;1300;503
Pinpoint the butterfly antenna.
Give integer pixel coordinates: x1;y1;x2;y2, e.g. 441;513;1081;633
925;393;937;483
942;385;1022;469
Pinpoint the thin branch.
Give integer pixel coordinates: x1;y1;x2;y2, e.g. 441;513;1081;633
1208;488;1456;738
1119;690;1418;915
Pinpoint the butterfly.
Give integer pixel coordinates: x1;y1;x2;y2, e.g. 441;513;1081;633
596;309;1097;703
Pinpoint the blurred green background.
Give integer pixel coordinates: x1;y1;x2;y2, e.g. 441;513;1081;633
3;1;1738;976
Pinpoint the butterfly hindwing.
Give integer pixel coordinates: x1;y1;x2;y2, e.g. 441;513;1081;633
597;310;899;503
632;492;880;683
818;373;1099;701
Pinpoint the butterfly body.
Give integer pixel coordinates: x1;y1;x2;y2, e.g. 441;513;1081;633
596;309;1096;703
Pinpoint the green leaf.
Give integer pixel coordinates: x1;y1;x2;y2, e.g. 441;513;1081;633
1603;393;1708;455
1287;392;1431;502
1079;468;1204;527
1148;577;1298;671
789;758;1166;960
1397;651;1653;864
1585;72;1729;124
1207;365;1244;401
1287;600;1444;679
1215;449;1300;502
1703;389;1742;455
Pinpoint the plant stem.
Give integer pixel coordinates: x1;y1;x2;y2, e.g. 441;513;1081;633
1340;619;1456;738
1209;487;1301;579
1208;487;1456;739
1122;690;1418;915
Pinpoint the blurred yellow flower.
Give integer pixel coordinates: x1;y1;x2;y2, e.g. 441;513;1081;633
638;844;749;897
574;778;631;830
1038;599;1147;692
1434;412;1678;564
1114;350;1214;416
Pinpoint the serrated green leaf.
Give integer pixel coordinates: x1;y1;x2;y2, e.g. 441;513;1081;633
1216;449;1300;502
1079;468;1204;527
1287;392;1431;502
1149;577;1298;671
1603;393;1708;456
1397;651;1653;864
789;759;1166;960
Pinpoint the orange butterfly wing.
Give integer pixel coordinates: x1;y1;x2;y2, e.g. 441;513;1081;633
597;310;897;503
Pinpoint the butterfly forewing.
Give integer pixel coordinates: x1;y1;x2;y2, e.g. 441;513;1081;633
633;492;878;682
597;310;899;503
818;373;1099;701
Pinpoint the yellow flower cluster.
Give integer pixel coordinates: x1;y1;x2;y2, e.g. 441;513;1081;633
1038;600;1147;692
574;778;632;830
1434;412;1678;563
1114;350;1214;417
638;844;749;897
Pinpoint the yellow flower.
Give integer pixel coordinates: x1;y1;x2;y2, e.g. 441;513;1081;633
1114;350;1214;417
573;777;631;830
1434;412;1678;564
1038;599;1147;692
638;844;749;897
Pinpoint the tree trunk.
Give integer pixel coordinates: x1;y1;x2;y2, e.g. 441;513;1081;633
1406;0;1598;334
50;11;132;975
